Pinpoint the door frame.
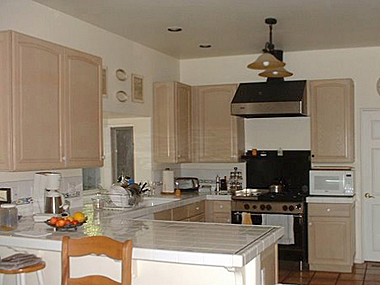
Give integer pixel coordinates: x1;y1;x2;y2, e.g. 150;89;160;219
360;108;380;261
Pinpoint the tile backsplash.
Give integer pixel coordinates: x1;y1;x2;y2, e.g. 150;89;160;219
0;169;83;215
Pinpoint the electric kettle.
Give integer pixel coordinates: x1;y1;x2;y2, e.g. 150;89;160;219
45;190;66;214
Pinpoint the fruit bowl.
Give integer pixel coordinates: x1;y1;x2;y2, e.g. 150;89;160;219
44;217;87;231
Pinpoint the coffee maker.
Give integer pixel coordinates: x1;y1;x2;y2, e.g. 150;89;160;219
33;172;68;214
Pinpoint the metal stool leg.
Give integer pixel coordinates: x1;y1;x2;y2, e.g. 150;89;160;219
20;273;26;285
0;274;3;285
36;271;45;285
16;274;21;285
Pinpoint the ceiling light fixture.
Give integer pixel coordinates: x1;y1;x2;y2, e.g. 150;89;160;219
167;27;182;32
247;18;293;78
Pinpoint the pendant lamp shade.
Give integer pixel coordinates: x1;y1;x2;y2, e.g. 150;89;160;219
247;18;293;78
247;52;285;70
259;66;293;78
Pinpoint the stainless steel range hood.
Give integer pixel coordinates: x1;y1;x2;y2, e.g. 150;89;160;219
231;80;307;118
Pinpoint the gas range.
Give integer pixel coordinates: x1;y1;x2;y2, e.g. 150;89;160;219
231;189;306;214
232;200;304;214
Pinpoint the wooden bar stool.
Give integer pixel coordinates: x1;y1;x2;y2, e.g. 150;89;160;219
61;235;133;285
0;260;45;285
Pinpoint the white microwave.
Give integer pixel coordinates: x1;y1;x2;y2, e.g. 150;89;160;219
309;170;354;196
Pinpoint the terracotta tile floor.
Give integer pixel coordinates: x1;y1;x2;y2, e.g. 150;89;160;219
279;261;380;285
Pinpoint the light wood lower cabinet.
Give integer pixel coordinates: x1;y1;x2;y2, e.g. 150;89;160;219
308;79;354;163
192;84;245;162
205;200;231;223
154;201;205;222
308;203;355;272
0;30;103;171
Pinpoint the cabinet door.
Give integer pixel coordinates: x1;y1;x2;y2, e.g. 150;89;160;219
0;32;12;170
153;82;191;163
308;216;351;266
175;82;192;162
309;79;354;163
154;209;172;220
193;84;244;162
153;82;176;163
64;48;103;168
12;32;65;170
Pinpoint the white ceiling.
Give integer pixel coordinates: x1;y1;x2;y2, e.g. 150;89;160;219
33;0;380;59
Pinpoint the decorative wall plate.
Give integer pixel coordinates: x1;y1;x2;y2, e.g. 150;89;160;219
116;69;127;81
116;90;128;102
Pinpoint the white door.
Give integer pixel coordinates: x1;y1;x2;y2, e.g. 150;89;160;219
362;109;380;261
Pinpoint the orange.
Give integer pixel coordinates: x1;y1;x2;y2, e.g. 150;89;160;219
73;212;85;223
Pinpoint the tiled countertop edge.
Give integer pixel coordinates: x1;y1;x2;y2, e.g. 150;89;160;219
236;226;284;266
0;226;284;268
306;196;356;204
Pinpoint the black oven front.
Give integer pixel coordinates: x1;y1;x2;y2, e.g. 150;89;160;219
231;200;308;265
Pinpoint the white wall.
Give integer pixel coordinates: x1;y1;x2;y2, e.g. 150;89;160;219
0;0;180;198
180;47;380;263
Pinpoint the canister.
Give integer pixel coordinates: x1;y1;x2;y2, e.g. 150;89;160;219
0;203;18;231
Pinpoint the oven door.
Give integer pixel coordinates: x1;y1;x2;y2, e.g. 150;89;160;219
231;211;308;263
231;211;262;225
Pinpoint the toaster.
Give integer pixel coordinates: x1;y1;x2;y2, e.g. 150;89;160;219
174;177;199;191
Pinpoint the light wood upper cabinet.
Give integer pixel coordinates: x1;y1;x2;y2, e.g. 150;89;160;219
192;84;245;163
308;203;355;273
0;31;103;171
12;32;65;171
153;82;191;163
309;79;354;163
64;48;103;168
0;32;12;170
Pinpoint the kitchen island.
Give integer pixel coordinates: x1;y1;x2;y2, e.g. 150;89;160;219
0;194;284;285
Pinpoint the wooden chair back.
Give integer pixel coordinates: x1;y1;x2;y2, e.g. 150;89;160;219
61;236;133;285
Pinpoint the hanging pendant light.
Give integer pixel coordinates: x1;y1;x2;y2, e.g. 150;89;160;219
259;67;293;78
247;53;284;70
247;18;293;78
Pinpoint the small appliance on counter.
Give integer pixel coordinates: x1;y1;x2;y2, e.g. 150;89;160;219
309;169;354;196
33;172;70;215
174;177;199;192
162;168;175;194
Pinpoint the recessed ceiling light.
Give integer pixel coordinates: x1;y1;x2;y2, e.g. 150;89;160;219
199;44;212;48
167;27;182;32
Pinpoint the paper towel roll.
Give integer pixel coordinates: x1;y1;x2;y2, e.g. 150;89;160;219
162;169;174;193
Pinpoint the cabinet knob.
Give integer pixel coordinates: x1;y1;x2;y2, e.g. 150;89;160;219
62;156;66;162
309;222;312;226
196;207;200;211
326;208;331;212
219;205;223;209
101;155;105;160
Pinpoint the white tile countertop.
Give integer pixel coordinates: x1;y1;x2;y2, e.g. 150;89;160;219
0;192;284;268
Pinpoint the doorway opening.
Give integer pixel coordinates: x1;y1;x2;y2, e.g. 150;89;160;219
111;126;134;183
